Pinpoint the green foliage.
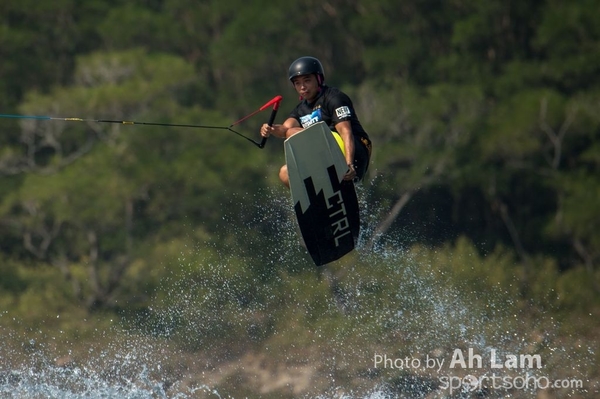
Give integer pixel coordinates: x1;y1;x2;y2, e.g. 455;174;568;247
0;48;271;310
534;0;600;91
0;0;119;109
0;255;27;295
0;3;598;393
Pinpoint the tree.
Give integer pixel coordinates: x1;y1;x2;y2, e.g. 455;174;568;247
1;49;205;309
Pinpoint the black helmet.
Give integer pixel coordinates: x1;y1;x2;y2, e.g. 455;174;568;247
288;56;325;84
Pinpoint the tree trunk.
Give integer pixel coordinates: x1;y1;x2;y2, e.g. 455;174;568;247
367;190;415;250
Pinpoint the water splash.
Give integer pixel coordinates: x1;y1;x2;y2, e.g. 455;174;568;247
0;183;594;398
0;336;222;398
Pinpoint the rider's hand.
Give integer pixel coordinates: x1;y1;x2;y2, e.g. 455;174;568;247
344;163;357;181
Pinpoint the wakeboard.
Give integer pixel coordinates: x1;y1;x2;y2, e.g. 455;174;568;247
284;121;360;266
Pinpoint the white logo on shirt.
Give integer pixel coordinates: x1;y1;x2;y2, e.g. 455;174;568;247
335;106;351;119
299;109;322;128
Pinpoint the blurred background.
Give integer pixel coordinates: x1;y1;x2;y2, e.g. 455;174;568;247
0;0;598;397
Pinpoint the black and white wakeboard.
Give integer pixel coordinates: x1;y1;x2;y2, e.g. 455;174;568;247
284;121;360;266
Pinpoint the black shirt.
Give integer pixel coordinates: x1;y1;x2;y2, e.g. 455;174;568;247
289;85;369;140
